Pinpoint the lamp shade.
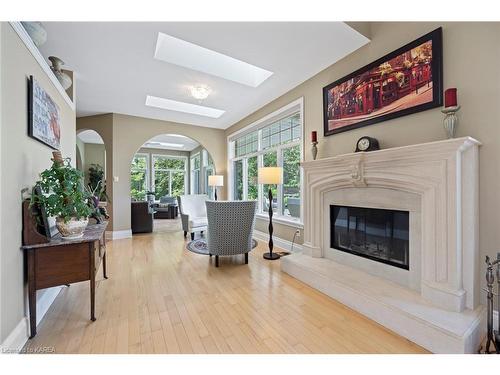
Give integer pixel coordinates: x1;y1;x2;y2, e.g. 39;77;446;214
208;175;224;187
258;167;283;185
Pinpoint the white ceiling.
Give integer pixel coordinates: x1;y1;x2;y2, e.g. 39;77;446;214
141;134;199;151
77;129;104;144
39;22;369;129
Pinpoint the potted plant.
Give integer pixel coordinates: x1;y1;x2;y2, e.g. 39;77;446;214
31;155;93;239
88;163;109;204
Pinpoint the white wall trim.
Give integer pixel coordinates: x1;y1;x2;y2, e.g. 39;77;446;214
106;229;133;240
9;22;75;110
1;286;63;354
254;229;302;253
0;318;28;354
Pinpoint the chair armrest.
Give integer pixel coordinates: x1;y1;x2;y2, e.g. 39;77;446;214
180;213;189;231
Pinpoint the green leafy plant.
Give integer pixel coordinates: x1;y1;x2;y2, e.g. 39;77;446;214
88;163;108;201
31;158;93;223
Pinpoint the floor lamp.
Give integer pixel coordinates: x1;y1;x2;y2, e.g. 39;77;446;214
208;175;224;200
258;167;283;260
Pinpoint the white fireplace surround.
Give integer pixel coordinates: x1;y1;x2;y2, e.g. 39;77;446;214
281;137;485;353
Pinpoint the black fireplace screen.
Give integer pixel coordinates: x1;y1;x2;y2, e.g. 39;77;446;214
330;205;409;269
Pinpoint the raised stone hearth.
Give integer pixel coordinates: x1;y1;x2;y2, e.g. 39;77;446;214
281;137;485;353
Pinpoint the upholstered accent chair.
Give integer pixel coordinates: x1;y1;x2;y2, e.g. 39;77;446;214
205;200;257;267
178;194;209;240
131;201;153;234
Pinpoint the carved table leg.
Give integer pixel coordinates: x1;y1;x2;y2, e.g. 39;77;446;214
27;250;37;338
89;243;96;321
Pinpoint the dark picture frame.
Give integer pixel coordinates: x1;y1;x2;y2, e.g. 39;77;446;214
323;27;443;136
28;75;61;150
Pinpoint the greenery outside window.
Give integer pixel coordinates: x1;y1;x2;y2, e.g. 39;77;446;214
152;155;187;199
131;154;149;201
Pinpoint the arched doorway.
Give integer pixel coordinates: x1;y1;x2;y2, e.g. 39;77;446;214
76;129;107;200
130;133;216;233
130;133;216;201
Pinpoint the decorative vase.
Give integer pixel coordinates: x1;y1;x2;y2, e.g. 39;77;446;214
442;105;461;139
21;22;47;47
311;142;318;160
56;217;88;239
48;56;73;90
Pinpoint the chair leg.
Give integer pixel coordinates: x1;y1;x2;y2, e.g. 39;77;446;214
209;254;212;257
245;253;248;264
215;255;219;267
184;231;187;238
191;232;195;241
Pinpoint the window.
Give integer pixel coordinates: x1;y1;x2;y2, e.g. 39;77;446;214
152;155;187;198
190;153;201;194
228;100;303;223
131;154;149;201
203;150;215;198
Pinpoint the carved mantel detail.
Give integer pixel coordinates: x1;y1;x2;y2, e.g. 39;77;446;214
299;137;481;313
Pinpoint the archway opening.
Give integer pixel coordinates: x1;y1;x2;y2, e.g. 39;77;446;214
76;129;107;201
130;133;216;202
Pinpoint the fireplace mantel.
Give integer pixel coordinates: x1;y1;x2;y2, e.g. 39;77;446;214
282;137;484;353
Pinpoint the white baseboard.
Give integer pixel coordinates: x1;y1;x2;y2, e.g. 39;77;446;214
0;318;29;354
1;286;63;354
254;230;302;253
105;229;132;240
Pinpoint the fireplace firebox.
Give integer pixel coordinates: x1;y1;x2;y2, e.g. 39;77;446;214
330;205;409;269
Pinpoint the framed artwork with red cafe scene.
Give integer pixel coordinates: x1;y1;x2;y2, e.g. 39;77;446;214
323;27;443;136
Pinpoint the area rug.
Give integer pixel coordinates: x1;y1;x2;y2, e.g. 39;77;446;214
187;238;258;255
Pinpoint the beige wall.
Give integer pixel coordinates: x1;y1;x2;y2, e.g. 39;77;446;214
0;23;76;342
78;113;227;232
113;113;227;231
225;22;500;264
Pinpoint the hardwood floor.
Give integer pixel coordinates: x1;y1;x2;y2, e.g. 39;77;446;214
24;221;428;354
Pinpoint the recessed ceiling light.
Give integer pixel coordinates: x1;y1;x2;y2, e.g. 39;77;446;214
154;32;273;87
190;85;211;101
145;95;225;118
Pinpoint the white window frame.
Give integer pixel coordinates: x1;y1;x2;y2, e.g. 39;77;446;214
131;153;150;199
151;154;188;197
190;152;201;194
227;97;304;227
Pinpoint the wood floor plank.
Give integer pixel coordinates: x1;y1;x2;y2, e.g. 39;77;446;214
23;219;428;354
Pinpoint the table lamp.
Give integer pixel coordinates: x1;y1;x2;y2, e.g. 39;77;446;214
258;167;283;260
208;175;224;200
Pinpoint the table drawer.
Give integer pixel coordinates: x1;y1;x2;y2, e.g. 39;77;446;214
35;243;90;289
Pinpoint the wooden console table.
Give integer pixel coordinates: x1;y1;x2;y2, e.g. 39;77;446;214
21;222;108;338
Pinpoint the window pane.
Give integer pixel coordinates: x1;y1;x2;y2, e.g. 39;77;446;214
205;167;214;199
192;170;200;194
282;145;301;218
233;160;243;200
154;170;170;199
154;157;185;170
262;151;277;213
171;171;185;197
131;155;148;201
247;156;258;200
131;170;147;201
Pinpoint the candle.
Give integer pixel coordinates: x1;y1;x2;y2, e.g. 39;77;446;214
444;88;457;108
311;131;317;143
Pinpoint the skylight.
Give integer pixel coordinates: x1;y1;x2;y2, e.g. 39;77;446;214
154;32;274;87
144;141;184;149
145;95;225;118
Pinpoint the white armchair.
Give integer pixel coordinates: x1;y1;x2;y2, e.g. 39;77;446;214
177;194;209;240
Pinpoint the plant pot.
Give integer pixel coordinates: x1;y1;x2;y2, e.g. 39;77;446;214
56;217;88;239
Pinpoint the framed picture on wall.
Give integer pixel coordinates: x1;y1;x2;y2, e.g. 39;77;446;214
323;27;443;136
28;75;61;149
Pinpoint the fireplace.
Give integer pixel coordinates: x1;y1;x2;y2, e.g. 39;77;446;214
330;205;409;270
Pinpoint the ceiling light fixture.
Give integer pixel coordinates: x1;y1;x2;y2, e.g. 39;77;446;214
190;85;211;101
145;95;225;118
